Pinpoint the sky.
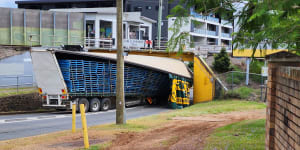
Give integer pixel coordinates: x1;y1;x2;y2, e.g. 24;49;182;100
0;0;19;8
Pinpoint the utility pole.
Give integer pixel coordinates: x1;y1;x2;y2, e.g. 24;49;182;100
116;0;126;124
157;0;163;49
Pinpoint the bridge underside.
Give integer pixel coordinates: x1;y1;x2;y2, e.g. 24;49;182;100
88;49;195;62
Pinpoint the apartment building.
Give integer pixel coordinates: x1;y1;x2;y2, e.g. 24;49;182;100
168;8;233;55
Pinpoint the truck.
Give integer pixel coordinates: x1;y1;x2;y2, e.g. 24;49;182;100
31;48;193;112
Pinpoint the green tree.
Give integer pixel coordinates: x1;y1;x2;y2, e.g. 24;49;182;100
213;48;231;73
168;0;300;54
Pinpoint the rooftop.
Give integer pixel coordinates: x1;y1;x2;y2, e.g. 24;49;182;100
50;7;157;23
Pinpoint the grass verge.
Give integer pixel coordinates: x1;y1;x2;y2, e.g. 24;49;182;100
225;86;261;100
80;142;112;150
0;87;37;98
204;119;266;150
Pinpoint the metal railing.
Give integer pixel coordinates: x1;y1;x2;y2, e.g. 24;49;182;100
221;33;231;38
192;28;206;35
190;9;221;23
153;40;168;50
221;20;231;26
217;71;267;102
0;75;36;93
188;44;231;57
207;16;220;23
207;30;218;36
84;37;113;49
190;11;206;20
123;39;150;50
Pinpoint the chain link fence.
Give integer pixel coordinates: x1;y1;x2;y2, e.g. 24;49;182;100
217;71;267;102
0;75;37;96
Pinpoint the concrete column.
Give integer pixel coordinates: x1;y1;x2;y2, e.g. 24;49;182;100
127;24;130;39
149;25;152;40
138;25;141;40
112;20;117;49
218;25;222;46
95;19;100;48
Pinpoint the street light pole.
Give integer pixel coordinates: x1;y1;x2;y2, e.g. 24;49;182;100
116;0;126;124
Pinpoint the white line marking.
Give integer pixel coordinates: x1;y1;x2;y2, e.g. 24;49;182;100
0;106;141;124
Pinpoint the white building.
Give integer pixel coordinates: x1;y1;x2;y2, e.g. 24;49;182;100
51;7;156;50
168;8;233;56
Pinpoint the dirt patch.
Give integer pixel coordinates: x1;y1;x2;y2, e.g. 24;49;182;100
107;109;265;150
0;109;265;150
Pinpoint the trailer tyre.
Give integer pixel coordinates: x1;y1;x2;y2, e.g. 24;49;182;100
78;98;89;113
101;98;111;111
89;98;100;112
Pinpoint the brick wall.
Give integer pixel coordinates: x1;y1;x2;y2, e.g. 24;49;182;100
0;93;41;112
266;63;300;150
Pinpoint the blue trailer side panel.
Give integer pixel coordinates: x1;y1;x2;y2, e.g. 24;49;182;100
58;59;170;97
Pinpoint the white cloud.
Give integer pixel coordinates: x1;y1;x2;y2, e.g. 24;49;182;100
0;0;18;8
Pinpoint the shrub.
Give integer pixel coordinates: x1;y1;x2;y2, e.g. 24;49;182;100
250;60;265;83
225;71;245;85
213;48;231;73
188;62;194;71
224;86;254;99
250;60;264;74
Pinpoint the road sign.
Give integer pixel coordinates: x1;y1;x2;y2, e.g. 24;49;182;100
262;66;268;77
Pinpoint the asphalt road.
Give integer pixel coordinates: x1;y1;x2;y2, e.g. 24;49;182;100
0;106;170;141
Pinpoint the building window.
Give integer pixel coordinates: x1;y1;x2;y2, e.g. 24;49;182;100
126;4;131;12
146;6;152;10
134;6;142;12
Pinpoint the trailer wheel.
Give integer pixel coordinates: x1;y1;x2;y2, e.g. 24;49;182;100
89;98;100;112
101;98;111;111
78;98;89;112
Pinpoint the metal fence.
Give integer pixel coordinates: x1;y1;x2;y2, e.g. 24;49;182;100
217;71;267;102
0;75;36;93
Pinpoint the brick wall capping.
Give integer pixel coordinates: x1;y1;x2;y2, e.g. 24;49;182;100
266;51;300;63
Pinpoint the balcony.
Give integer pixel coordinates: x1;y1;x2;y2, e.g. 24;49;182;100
207;16;219;23
221;20;232;26
207;30;218;36
190;9;220;23
192;28;206;35
221;33;231;38
188;43;232;57
190;11;206;20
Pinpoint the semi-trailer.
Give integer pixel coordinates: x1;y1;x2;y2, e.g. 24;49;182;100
31;48;193;112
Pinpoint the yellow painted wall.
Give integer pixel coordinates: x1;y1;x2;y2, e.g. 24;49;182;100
193;56;215;103
233;49;287;57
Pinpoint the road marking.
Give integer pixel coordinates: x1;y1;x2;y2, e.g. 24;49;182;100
5;118;27;122
0;106;141;124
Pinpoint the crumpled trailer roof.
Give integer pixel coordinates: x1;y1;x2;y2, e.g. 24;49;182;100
54;50;193;79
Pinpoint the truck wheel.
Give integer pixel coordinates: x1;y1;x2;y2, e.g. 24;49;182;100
89;98;100;112
101;98;111;111
78;98;89;112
